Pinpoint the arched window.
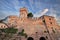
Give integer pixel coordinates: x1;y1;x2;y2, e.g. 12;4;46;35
4;26;5;28
27;37;34;40
1;25;3;28
39;37;46;40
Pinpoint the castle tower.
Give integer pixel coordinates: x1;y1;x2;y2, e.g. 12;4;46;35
19;7;28;19
40;15;58;28
40;15;58;33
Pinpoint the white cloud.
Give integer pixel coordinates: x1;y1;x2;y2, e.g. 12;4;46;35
0;0;14;10
10;0;20;10
34;1;41;8
48;8;60;25
34;8;48;17
49;8;57;19
21;1;26;5
28;0;35;11
28;0;41;10
56;17;60;25
0;11;19;19
41;9;48;15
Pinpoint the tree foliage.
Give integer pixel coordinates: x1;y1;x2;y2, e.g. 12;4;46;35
0;27;18;34
27;12;33;18
18;29;27;38
0;27;18;40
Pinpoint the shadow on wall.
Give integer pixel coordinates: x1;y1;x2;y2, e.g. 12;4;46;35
27;37;46;40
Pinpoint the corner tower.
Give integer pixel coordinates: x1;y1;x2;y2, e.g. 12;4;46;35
40;15;57;27
19;7;28;19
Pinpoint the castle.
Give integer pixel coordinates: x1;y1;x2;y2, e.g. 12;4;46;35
0;7;60;40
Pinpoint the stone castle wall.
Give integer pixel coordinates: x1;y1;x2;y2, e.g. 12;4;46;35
8;8;60;34
7;8;60;40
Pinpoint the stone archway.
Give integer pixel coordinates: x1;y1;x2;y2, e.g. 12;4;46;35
27;37;34;40
39;37;46;40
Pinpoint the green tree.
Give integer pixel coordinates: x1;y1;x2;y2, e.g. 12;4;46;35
0;27;18;40
27;12;33;18
18;29;27;38
4;27;18;34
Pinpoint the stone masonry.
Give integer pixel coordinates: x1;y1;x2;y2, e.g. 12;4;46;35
7;7;60;40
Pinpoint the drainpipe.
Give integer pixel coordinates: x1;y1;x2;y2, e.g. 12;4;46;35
43;18;52;40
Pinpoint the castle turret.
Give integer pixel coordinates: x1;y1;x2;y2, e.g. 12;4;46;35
19;7;28;19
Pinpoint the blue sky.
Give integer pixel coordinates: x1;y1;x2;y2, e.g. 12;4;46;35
0;0;60;25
